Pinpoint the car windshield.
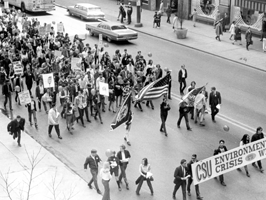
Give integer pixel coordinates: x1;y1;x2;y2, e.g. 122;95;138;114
111;25;127;30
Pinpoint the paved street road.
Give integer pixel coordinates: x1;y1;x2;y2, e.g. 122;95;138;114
2;4;266;200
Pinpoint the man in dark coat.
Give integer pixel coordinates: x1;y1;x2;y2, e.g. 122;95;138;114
160;96;171;136
178;65;187;95
173;159;190;200
209;86;221;122
213;140;227;186
7;115;25;147
117;144;131;190
251;127;264;172
177;101;192;131
2;79;12;110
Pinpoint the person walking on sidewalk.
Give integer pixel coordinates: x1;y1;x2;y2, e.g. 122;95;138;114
187;154;203;200
100;161;112;200
245;27;253;51
233;24;242;45
166;5;172;24
135;158;154;196
117;145;131;190
126;3;133;25
213;10;221;28
229;21;236;40
178;65;187;95
84;149;102;194
120;3;126;23
173;14;179;32
25;96;38;129
7;115;25;147
48;103;62;139
191;9;197;27
251;127;264;173
237;134;250;177
215;19;223;41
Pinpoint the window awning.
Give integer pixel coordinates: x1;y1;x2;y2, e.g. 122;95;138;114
234;0;266;13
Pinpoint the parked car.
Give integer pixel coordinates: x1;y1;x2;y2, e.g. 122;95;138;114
86;21;138;42
67;3;105;21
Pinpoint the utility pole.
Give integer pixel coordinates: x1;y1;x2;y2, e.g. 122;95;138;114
134;0;143;27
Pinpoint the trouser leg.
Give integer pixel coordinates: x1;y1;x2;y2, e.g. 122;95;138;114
173;183;181;197
147;179;153;193
187;177;192;192
136;176;144;193
184;113;191;129
54;124;60;137
17;131;21;145
48;125;53;135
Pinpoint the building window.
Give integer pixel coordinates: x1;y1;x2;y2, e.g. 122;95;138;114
200;0;216;15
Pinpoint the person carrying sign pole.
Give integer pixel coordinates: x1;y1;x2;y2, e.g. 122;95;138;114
213;140;227;186
251;127;264;173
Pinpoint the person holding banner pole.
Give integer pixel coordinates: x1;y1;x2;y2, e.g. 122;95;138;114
213;140;227;186
237;134;250;177
251;127;264;173
186;154;203;199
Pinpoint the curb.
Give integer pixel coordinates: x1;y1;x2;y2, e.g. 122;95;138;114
54;3;266;73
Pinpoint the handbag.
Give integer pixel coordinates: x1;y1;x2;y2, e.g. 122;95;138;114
149;176;154;181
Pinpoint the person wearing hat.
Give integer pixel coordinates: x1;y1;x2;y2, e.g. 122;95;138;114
48;103;62;139
173;159;190;200
84;149;102;194
251;127;264;173
213;140;227;186
7;115;25;147
117;145;131;190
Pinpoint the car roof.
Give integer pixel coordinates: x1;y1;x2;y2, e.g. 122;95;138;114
100;22;127;27
76;3;100;8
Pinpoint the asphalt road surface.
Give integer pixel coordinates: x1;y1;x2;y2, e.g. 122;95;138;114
2;4;266;200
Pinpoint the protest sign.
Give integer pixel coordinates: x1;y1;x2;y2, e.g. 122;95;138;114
13;61;23;75
71;58;81;70
192;138;266;185
57;22;64;33
18;90;31;105
42;73;55;88
46;23;51;34
99;82;109;96
39;26;46;36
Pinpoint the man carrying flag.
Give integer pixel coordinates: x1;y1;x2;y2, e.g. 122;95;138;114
110;92;133;145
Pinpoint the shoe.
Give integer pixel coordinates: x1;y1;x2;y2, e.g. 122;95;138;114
152;107;154;110
13;135;16;140
94;116;97;120
49;134;52;138
221;182;226;186
127;141;131;146
108;108;111;111
30;123;33;126
197;196;203;200
165;133;168;137
126;183;129;190
35;124;38;129
246;172;250;177
87;120;91;123
140;109;143;112
212;119;216;123
124;137;127;141
160;129;163;132
136;191;140;195
88;184;93;189
18;143;21;147
237;168;242;172
151;192;154;196
252;163;258;168
102;110;105;112
169;97;172;100
187;128;192;131
177;125;180;128
82;125;86;128
188;192;191;196
118;187;122;191
260;168;264;173
101;121;103;124
97;189;102;194
200;123;205;126
58;136;62;139
191;117;194;120
113;111;116;113
173;195;176;199
195;121;197;124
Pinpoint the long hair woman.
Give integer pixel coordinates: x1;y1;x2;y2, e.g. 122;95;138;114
100;162;112;200
237;134;250;177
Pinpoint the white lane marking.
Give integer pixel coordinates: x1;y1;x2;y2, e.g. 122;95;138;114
171;93;254;133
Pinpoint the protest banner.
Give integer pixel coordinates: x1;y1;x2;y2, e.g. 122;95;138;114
4;1;9;9
57;22;64;33
192;138;266;185
71;58;81;70
42;73;55;88
13;61;23;75
18;90;31;105
99;82;109;96
39;26;46;36
46;23;51;34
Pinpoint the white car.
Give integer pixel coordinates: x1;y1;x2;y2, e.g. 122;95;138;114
67;3;105;21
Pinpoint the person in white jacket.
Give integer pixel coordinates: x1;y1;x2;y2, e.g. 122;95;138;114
48;103;62;139
229;21;236;40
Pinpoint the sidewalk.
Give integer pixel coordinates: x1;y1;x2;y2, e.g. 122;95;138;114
0;113;101;200
56;0;266;72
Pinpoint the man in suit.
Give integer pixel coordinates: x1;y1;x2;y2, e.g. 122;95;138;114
117;144;131;190
84;149;102;194
214;140;227;186
173;159;190;200
7;115;25;147
209;87;221;122
251;127;264;173
187;154;203;199
160;96;171;136
178;65;187;95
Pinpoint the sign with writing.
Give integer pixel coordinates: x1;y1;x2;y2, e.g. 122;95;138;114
13;61;23;75
71;57;81;70
42;73;55;88
57;23;64;33
39;26;46;36
4;1;9;9
99;82;109;96
46;23;52;34
18;90;31;105
192;138;266;185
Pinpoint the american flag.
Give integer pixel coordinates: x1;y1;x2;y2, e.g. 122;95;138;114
181;86;205;106
135;74;170;101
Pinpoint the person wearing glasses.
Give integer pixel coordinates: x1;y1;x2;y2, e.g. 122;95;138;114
251;127;264;173
187;154;203;200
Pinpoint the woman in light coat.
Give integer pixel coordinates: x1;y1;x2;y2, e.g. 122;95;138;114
229;21;236;40
173;14;179;32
